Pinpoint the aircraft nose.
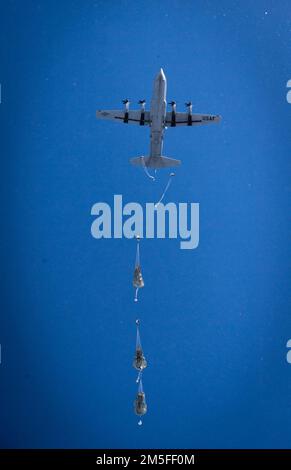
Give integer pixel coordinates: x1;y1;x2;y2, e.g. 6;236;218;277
157;68;166;81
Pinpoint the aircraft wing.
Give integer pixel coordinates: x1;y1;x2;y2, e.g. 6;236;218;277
96;109;151;125
165;112;221;127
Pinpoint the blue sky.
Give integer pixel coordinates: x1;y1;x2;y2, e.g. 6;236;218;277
1;0;291;448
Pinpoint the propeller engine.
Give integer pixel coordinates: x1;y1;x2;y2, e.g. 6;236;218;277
122;99;130;111
169;101;177;111
169;101;177;127
138;100;146;111
185;101;193;114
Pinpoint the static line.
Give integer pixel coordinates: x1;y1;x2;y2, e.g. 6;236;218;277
142;157;155;181
155;172;175;208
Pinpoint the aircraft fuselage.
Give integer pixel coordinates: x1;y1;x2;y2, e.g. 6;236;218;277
150;69;167;158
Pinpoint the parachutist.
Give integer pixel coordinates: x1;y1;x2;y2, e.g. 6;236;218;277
133;237;144;301
133;348;147;371
134;380;147;417
134;394;147;416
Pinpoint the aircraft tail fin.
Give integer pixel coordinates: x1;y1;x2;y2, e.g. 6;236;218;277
130;156;181;169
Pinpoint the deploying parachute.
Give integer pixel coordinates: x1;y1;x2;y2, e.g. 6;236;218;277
133;319;147;383
133;236;144;302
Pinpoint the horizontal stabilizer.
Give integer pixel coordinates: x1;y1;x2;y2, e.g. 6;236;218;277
130;156;181;169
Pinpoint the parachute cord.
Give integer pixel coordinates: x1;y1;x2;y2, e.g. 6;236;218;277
136;320;142;349
138;378;144;393
142;157;155;181
136;369;143;384
155;172;175;208
135;239;140;267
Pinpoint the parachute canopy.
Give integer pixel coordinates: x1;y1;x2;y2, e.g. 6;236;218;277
133;320;147;372
133;265;144;289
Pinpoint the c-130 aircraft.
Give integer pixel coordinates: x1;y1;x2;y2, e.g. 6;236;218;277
96;68;221;169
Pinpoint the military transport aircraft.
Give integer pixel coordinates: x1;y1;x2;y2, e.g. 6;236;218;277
96;68;221;169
